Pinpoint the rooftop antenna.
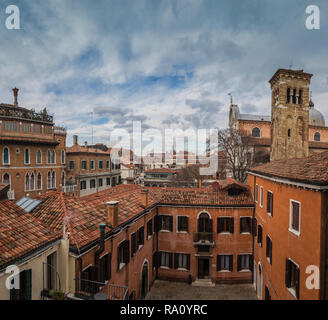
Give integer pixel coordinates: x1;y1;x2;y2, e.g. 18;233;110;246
289;60;293;69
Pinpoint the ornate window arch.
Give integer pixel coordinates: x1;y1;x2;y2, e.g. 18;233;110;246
25;173;30;191
36;149;42;164
30;172;35;190
37;172;42;190
24;148;30;164
3;147;10;165
314;132;321;142
3;173;10;185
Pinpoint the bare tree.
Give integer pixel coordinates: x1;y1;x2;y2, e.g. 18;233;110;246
216;128;252;183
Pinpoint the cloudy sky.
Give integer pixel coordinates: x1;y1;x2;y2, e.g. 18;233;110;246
0;0;328;153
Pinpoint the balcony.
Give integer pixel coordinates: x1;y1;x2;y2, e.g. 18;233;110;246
62;185;77;193
7;190;15;200
193;232;215;246
75;278;128;300
0;104;53;124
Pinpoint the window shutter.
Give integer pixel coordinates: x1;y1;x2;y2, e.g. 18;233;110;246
186;217;189;233
169;216;173;231
295;266;300;299
126;240;130;263
209;219;213;233
131;233;136;257
249;255;253;271
108;253;112;280
229;255;233;272
24;269;32;300
140;227;144;245
252;218;257;237
169;253;173;268
10;288;19;300
230;218;234;234
240;218;243;233
174;253;179;269
217;218;221;233
271;193;274;216
237;255;241;271
217;256;221;271
267;192;270;213
285;259;291;287
187;254;190;270
154;216;158;232
117;245;121;271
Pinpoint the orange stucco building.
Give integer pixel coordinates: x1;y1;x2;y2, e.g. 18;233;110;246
248;151;328;300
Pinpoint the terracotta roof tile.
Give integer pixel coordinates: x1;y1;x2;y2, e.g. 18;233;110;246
249;150;328;185
0;201;60;269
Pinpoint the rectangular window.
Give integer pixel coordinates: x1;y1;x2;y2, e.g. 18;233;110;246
267;191;273;216
137;226;144;248
99;160;103;169
131;232;137;257
217;255;233;272
90;160;95;170
99;253;111;283
174;253;190;270
260;186;263;208
80;180;86;190
254;184;258;203
106;177;111;186
177;216;188;232
240;217;252;233
10;269;32;300
237;254;253;271
285;258;300;299
160;252;172;268
147;219;153;239
217;217;234;234
117;240;130;270
290;200;300;234
266;236;272;265
106;160;110;169
69;160;75;170
81;160;87;170
98;178;103;187
159;215;173;232
90;179;96;189
257;225;263;247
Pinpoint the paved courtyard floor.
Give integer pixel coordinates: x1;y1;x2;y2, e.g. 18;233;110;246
145;280;257;300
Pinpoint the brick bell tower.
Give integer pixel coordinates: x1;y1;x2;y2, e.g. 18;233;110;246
269;68;312;161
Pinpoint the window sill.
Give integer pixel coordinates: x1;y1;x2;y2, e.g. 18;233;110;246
288;228;300;237
239;269;251;273
119;262;126;270
147;236;152;241
177;231;188;234
177;268;189;272
138;245;144;250
267;212;272;217
240;232;251;235
266;257;272;265
159;266;170;270
218;232;232;235
218;270;231;273
159;230;171;233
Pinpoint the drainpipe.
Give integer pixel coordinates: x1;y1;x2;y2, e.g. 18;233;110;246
156;206;159;280
252;175;256;284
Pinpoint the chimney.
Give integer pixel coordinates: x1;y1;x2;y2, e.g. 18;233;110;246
141;189;149;208
84;141;88;148
198;177;202;189
73;135;78;145
12;88;19;107
106;201;119;228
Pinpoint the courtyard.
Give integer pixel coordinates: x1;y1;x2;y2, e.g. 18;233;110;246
145;280;258;300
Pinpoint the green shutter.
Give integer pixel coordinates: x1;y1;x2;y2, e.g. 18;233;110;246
25;269;32;300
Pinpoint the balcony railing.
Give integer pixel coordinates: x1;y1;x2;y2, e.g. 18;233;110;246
193;232;215;245
62;185;77;193
75;278;128;300
0;104;53;123
7;190;15;200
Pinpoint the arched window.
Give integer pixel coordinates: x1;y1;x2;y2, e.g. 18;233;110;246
288;129;291;138
47;150;51;164
61;171;65;186
61;150;65;164
25;173;30;191
198;212;212;233
252;127;260;138
37;172;42;190
314;132;321;142
47;172;51;189
3;173;10;185
3;147;9;165
36;149;42;164
24;148;30;164
287;88;291;103
30;173;35;190
52;171;56;188
51;150;55;164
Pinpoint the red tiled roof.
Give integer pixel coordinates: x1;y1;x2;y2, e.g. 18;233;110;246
0;184;9;192
0;201;60;269
145;168;178;174
66;144;108;154
249;151;328;185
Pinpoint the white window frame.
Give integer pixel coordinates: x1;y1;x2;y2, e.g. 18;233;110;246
289;199;301;237
254;184;258;203
217;254;232;272
37;172;42;190
90;160;95;170
266;235;272;264
81;160;87;171
176;252;189;271
286;257;299;299
24;148;30;165
159;214;172;233
260;186;263;208
176;215;188;234
239;253;252;272
36;149;42;165
61;150;66;165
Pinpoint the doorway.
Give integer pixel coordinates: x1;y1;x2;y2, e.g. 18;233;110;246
140;262;148;299
198;258;210;279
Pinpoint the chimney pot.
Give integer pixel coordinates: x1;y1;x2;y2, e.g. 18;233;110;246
73;135;78;145
84;141;88;148
12;88;19;107
106;201;119;228
141;189;149;208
